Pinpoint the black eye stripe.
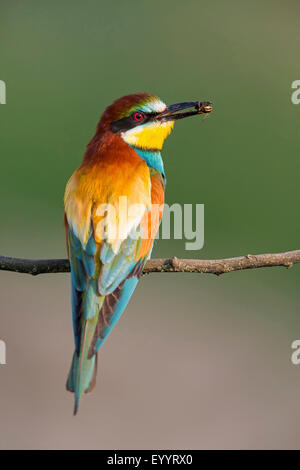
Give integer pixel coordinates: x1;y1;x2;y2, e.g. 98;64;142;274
110;112;153;134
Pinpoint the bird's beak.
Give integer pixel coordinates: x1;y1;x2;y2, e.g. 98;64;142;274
156;101;213;122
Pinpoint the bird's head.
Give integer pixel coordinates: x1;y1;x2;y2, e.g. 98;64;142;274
98;93;212;151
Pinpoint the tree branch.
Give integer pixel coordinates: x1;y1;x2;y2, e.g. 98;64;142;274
0;250;300;277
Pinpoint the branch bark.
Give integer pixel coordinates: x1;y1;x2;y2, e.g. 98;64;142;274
0;250;300;277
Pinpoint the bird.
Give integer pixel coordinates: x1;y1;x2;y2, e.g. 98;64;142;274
64;93;212;414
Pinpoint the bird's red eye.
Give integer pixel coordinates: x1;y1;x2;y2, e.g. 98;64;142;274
133;112;144;121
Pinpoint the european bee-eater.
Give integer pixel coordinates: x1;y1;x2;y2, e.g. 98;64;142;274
64;93;212;414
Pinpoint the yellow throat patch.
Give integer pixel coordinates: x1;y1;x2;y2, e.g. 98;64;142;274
122;120;174;150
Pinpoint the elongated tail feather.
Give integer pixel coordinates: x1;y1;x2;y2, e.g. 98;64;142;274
67;275;103;414
66;350;98;415
66;319;98;415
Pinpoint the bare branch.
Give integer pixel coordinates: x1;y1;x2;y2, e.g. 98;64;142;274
0;257;70;276
0;250;299;277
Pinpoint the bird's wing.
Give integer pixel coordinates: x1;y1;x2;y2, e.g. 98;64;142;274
91;169;164;352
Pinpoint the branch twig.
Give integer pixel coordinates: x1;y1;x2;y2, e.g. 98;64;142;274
0;250;299;277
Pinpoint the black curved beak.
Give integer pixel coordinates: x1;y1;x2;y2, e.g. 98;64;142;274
156;101;213;121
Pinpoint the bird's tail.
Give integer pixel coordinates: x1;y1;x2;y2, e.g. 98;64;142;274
66;313;99;415
66;348;98;415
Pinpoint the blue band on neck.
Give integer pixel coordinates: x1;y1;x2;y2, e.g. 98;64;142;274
130;147;165;177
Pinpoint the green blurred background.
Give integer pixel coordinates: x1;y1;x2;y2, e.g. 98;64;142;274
1;0;300;449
